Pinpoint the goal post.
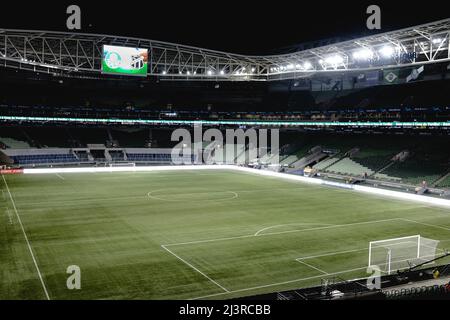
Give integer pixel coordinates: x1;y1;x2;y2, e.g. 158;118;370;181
368;235;440;275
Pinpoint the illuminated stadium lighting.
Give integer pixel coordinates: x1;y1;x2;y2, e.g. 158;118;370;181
303;61;312;70
207;70;213;76
251;68;255;73
379;46;395;58
220;70;225;75
161;70;167;75
353;49;373;60
324;55;344;65
432;37;445;44
186;71;191;75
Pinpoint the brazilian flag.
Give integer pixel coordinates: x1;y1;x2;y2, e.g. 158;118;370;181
383;69;400;85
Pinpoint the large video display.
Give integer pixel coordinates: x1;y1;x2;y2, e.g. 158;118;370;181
102;45;148;76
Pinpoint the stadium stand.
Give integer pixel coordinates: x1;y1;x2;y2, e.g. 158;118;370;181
436;174;450;188
0;137;30;149
10;153;78;165
325;157;376;176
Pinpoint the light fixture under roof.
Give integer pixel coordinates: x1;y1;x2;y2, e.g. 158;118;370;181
353;48;373;60
379;46;395;58
324;55;344;65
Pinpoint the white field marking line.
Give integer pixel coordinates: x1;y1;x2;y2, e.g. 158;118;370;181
16;195;148;209
190;266;368;300
294;240;445;275
183;217;447;299
296;247;368;261
22;165;450;208
161;244;229;293
2;175;50;300
55;173;65;180
399;218;450;232
147;190;238;202
254;223;334;237
296;260;329;275
18;185;310;210
16;186;310;208
191;247;450;300
162;218;402;247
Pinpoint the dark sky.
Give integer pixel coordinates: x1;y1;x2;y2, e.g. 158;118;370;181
1;1;449;55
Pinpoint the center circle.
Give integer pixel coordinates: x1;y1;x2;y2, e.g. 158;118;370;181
147;190;238;202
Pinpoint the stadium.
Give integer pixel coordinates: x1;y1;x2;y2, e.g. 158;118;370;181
1;4;450;303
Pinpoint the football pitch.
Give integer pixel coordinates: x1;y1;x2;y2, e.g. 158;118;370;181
1;169;450;300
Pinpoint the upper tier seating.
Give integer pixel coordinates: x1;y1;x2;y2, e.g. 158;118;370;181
0;137;31;149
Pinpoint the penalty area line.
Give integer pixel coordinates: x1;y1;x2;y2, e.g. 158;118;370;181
161;244;229;293
55;173;65;180
2;175;51;300
296;260;329;275
189;266;368;300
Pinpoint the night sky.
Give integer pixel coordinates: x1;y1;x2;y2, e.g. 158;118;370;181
1;1;448;55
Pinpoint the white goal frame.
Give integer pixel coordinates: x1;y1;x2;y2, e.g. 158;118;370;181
368;235;421;275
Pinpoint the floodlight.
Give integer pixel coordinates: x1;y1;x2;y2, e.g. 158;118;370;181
325;55;343;64
379;46;394;58
353;49;373;60
303;61;312;70
432;38;445;44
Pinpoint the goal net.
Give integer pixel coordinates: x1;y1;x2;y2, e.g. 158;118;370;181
368;235;440;275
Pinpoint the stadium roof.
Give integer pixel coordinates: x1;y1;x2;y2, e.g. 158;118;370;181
1;18;449;81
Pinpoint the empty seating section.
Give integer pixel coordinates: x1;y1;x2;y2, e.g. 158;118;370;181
0;137;31;149
280;155;298;166
126;153;172;162
351;150;395;171
321;148;396;177
11;154;78;165
1;126;449;188
111;129;150;148
376;142;450;185
109;151;125;162
380;159;446;186
74;151;90;162
326;157;375;176
313;156;341;170
436;175;450;188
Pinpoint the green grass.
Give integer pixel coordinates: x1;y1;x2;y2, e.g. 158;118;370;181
1;170;450;300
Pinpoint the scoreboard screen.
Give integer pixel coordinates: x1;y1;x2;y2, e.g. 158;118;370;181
102;45;148;76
